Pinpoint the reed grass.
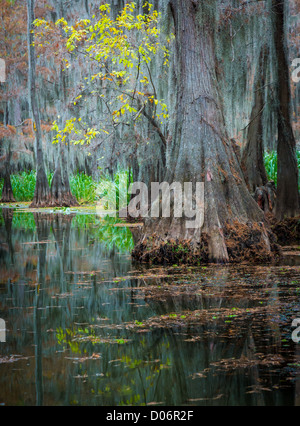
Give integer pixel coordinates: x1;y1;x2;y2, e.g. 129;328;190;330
0;170;131;206
264;151;300;189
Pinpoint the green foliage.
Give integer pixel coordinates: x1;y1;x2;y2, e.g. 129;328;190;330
96;170;132;211
0;171;132;213
11;171;36;201
264;151;300;189
34;2;171;146
70;173;98;204
12;212;36;230
0;171;36;201
264;151;278;186
95;216;135;253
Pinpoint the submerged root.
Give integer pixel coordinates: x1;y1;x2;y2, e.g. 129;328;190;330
132;221;281;265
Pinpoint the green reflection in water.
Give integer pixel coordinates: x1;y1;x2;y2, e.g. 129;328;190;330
0;208;299;406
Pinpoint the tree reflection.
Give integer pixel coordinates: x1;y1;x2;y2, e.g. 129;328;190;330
33;213;53;406
0;211;298;406
2;208;14;263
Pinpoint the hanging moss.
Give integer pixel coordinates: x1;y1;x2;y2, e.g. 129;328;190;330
2;0;299;198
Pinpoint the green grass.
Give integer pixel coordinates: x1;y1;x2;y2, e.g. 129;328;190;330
0;170;131;206
95;170;132;211
264;151;300;189
0;171;36;201
2;154;300;204
264;151;278;186
0;171;98;203
70;173;98;204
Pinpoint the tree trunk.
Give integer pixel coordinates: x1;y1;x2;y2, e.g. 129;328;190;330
272;0;300;221
27;0;50;208
241;47;268;194
133;0;278;264
49;4;78;208
49;88;78;207
1;144;15;203
2;208;14;263
33;212;53;406
50;144;78;207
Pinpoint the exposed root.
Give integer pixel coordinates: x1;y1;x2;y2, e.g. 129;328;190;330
132;221;281;265
271;216;300;245
223;221;281;263
29;170;51;209
132;234;210;265
47;193;79;208
29;197;51;209
0;179;15;203
0;195;15;203
50;166;79;207
29;194;79;208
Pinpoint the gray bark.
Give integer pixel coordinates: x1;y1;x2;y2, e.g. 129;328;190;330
1;142;15;203
241;47;268;194
133;0;275;263
271;0;300;220
27;0;50;208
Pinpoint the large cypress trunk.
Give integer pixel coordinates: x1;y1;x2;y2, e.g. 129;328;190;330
133;0;278;264
27;0;50;208
272;0;300;220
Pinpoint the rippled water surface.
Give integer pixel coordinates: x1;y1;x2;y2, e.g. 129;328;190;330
0;208;299;406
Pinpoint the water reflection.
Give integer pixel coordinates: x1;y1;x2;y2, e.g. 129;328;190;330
0;208;299;406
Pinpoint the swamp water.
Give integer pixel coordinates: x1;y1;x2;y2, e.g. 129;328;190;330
0;207;299;406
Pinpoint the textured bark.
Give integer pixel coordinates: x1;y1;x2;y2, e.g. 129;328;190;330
241;47;268;194
133;0;276;264
27;0;50;208
1;147;15;203
50;159;78;207
272;0;300;220
49;112;78;207
49;6;79;208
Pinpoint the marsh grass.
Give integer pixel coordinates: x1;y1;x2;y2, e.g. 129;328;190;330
264;151;300;189
0;171;130;205
0;171;36;201
70;173;98;204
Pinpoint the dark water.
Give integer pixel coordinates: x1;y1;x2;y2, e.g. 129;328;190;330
0;208;299;406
